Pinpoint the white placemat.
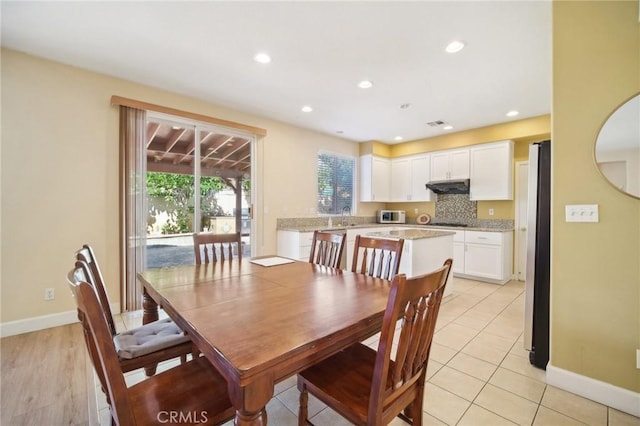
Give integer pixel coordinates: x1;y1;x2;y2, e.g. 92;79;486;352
250;257;295;267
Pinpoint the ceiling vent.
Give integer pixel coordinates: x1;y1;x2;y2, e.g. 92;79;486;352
427;120;447;127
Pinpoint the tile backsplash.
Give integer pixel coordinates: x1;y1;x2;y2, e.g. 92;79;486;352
435;194;477;220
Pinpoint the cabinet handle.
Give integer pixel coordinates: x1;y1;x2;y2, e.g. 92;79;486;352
478;237;488;240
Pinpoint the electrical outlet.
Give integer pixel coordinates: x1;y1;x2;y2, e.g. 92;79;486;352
44;288;55;301
489;208;494;216
414;208;419;214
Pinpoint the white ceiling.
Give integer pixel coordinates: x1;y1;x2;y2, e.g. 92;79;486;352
0;1;552;144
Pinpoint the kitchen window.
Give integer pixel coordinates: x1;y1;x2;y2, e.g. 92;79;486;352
317;152;355;215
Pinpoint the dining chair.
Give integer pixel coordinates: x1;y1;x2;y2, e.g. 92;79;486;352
308;230;346;268
75;245;193;376
67;267;235;426
193;232;242;264
351;235;405;280
297;258;453;426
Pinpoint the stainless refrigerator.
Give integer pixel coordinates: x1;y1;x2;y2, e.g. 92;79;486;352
524;141;551;369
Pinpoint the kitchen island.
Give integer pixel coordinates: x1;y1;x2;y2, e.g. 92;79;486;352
364;228;455;296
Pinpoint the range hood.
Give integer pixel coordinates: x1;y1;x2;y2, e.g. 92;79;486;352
425;179;470;195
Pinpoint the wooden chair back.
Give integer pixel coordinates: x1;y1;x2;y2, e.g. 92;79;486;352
351;235;404;280
68;267;138;425
75;245;117;336
369;258;452;423
193;232;242;264
68;264;234;426
308;231;346;268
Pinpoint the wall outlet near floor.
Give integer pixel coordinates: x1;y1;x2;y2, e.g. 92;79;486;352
44;288;55;301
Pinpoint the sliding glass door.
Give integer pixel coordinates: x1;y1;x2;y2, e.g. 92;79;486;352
144;114;253;268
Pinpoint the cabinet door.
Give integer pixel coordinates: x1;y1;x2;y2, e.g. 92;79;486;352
464;243;502;279
430;152;451;181
453;242;465;274
470;141;514;200
430;149;469;181
390;158;411;202
449;149;470;179
371;157;390;201
360;155;390;202
409;155;432;201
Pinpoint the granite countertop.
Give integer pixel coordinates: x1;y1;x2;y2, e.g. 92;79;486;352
277;223;514;233
365;228;455;240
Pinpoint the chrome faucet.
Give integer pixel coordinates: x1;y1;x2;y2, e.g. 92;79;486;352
341;206;351;226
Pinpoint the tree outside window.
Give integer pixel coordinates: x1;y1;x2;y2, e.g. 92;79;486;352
317;152;354;215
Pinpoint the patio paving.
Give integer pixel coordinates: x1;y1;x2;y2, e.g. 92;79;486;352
146;234;251;269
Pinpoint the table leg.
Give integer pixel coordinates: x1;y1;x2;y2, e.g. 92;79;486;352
234;408;267;426
142;289;159;324
229;376;272;426
142;289;159;376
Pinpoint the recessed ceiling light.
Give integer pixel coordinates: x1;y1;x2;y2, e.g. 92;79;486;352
253;52;271;64
357;80;373;89
394;136;404;141
301;105;313;113
445;40;465;53
506;110;519;117
443;125;453;130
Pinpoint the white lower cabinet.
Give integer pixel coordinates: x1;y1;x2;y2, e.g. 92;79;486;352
397;232;454;297
277;230;315;261
451;230;466;275
279;227;513;285
459;230;513;284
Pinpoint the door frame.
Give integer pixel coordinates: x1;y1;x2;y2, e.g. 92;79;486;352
515;161;529;281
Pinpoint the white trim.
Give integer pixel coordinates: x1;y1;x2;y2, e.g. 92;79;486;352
0;302;121;338
547;363;640;417
0;310;78;338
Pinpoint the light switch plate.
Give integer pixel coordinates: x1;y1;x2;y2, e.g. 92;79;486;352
565;204;599;222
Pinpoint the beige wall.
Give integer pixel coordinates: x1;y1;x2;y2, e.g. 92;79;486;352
552;1;639;392
0;48;380;323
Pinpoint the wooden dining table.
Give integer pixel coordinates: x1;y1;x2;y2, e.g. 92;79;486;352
137;257;393;426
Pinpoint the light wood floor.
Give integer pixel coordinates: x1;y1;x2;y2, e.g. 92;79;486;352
1;323;92;426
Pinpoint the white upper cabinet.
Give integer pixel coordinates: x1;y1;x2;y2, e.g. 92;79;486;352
430;148;470;181
390;157;411;202
390;154;433;202
470;140;514;200
409;155;433;201
360;154;390;202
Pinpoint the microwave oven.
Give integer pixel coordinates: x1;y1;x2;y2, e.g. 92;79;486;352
377;210;406;224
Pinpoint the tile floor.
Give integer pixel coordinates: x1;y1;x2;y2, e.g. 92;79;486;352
96;278;639;425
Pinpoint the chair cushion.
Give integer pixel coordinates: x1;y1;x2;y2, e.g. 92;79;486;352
113;318;191;359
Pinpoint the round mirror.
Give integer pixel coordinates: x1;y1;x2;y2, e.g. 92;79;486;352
594;93;640;199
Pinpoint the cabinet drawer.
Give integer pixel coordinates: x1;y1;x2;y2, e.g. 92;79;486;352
465;231;502;245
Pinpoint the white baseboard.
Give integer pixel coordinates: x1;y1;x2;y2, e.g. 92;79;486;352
547;363;640;417
0;310;79;338
0;302;121;338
